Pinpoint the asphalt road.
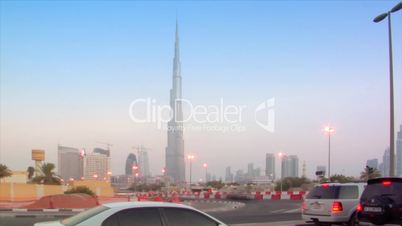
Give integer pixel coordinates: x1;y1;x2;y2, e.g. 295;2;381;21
0;200;305;226
208;200;303;224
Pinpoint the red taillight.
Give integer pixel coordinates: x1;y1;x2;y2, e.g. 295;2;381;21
322;184;329;188
332;201;343;212
382;180;392;186
356;203;363;212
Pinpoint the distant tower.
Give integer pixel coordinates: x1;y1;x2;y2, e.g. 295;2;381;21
165;19;185;184
396;125;402;176
31;149;45;177
134;145;151;177
125;153;137;175
302;161;306;178
265;153;275;180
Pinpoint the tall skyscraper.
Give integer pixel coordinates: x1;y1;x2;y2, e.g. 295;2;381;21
138;148;151;177
247;163;254;177
83;152;110;180
57;145;83;181
282;155;299;178
396;125;402;176
125;153;137;175
366;159;379;169
225;166;233;183
265;153;275;180
382;148;390;177
165;20;185;184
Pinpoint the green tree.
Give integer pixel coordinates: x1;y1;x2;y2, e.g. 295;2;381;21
65;186;95;197
0;164;12;180
360;166;381;181
330;174;355;183
206;180;225;190
275;177;311;191
129;183;164;192
32;163;61;185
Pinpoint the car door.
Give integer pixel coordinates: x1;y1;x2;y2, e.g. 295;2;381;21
102;207;164;226
162;207;222;226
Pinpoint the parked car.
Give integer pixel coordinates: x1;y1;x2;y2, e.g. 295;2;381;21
357;177;402;225
301;182;366;226
34;202;228;226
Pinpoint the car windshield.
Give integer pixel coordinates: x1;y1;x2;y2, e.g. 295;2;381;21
61;205;109;226
306;185;358;199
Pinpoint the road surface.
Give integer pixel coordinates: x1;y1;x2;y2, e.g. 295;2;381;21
0;200;307;226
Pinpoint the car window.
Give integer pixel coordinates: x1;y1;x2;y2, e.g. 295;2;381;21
103;207;163;226
102;214;119;226
163;208;218;226
361;182;402;201
338;186;358;199
306;185;359;199
61;205;109;226
306;186;339;199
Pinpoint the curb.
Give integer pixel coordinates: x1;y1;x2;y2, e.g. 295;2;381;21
0;208;86;212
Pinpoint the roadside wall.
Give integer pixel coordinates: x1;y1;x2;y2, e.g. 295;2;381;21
0;181;114;202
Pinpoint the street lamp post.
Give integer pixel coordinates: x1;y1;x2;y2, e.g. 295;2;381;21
324;126;335;180
187;155;195;188
278;152;284;193
373;2;402;177
203;163;208;184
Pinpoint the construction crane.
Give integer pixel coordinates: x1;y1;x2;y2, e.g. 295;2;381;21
96;141;113;151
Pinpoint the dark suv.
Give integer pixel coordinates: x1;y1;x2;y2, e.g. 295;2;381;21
357;177;402;225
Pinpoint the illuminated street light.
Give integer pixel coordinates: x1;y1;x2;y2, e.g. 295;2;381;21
324;126;335;180
277;152;286;192
93;174;98;179
187;155;195;187
373;1;402;176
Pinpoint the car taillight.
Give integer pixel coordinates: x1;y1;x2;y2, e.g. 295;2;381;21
382;180;392;186
332;201;343;212
356;203;363;212
322;183;329;188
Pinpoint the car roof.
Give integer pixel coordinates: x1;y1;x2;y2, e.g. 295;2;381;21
367;177;402;184
315;182;366;186
103;202;194;209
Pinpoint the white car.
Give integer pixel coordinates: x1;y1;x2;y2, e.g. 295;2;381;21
34;202;228;226
301;183;366;226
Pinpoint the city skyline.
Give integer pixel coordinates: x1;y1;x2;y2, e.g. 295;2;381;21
1;1;402;180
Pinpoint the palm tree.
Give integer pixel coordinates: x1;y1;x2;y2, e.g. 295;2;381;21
32;163;61;185
360;166;381;181
27;166;35;180
0;164;12;181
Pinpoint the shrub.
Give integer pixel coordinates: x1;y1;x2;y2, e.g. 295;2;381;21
65;186;95;197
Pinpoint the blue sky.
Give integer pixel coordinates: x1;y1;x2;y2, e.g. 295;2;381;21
1;1;402;179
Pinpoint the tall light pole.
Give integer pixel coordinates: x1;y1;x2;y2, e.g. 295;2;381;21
324;126;335;180
203;163;208;184
187;155;195;187
277;152;285;192
373;2;402;177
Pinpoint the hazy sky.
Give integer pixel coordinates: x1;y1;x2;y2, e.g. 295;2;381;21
1;1;402;180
